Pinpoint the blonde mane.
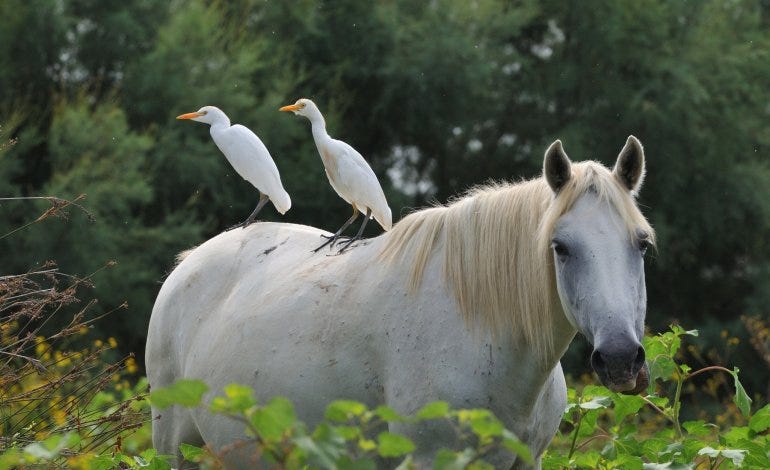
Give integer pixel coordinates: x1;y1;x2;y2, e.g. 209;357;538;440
379;161;655;363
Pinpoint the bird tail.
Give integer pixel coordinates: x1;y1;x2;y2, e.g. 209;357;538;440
373;205;392;231
271;189;292;215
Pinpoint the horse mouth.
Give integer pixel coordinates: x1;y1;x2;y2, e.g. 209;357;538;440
601;362;649;395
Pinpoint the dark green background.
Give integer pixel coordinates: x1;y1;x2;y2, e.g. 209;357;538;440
1;0;768;406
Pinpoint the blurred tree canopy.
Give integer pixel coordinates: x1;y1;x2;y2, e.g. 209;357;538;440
1;0;768;393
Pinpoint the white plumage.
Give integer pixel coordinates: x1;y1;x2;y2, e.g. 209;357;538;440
280;98;391;251
177;106;290;226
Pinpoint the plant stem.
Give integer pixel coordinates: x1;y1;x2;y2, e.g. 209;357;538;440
672;366;684;438
568;410;583;459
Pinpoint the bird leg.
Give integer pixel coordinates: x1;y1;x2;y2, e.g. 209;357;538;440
336;208;372;253
241;193;270;228
313;207;359;252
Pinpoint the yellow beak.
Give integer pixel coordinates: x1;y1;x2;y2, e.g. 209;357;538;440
279;104;301;112
176;111;205;120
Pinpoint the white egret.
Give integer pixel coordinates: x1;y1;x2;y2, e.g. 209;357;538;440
279;98;391;252
177;106;291;228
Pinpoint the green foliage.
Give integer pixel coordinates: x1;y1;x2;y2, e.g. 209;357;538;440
543;326;769;469
145;378;533;468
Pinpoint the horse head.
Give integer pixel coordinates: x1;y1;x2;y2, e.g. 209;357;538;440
544;136;651;394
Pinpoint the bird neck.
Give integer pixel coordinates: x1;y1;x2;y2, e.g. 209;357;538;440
310;117;328;142
208;109;231;129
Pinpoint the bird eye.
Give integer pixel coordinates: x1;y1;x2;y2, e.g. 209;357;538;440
201;111;208;115
551;241;569;259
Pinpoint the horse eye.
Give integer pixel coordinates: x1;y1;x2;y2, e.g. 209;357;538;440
639;239;650;254
552;241;569;258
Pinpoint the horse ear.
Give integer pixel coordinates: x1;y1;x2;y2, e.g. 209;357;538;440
544;139;572;193
613;136;646;194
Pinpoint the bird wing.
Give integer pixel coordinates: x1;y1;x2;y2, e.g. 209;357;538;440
328;139;392;230
212;125;291;213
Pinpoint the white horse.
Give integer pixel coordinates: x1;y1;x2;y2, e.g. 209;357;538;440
146;136;654;468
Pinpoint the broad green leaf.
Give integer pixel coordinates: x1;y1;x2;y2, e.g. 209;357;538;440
374;405;406;422
179;443;205;462
682;420;711;437
335;425;361;441
251;396;296;440
719;425;749;445
144;457;173;470
416;401;450;420
573;450;600;468
149;379;208;409
0;449;23;469
294;434;341;469
210;383;256;414
749;404;770;432
325;400;368;422
730;367;752;416
612;393;645;423
608;454;643;470
376;432;415;457
469;414;503;439
737;438;770;467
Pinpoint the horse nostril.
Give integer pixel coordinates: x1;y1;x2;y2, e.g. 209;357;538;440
590;349;606;374
633;346;646;372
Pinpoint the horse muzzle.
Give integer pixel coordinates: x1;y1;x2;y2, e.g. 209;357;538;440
590;342;648;395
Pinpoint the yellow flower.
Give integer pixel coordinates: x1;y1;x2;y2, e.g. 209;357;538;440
126;357;138;374
94;339;103;347
108;337;118;348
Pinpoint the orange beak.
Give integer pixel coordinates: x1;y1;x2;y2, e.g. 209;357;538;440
279;104;301;112
176;111;205;120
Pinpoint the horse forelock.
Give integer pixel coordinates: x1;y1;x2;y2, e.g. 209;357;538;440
378;160;654;365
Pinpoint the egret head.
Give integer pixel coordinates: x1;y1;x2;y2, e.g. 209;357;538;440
176;106;229;126
279;98;322;121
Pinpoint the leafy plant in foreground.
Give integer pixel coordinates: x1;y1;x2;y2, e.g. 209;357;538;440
147;380;533;469
544;325;770;469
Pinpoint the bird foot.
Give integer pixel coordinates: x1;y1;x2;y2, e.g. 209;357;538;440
224;219;256;232
336;236;362;254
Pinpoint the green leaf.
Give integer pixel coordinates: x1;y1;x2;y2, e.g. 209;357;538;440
374;405;406;422
325;400;368;422
736;438;770;467
179;443;205;462
749;404;770;432
469;413;503;440
415;401;450;420
612;393;645;423
0;449;23;469
502;430;533;464
216;383;257;413
149;379;208;409
730;367;752;416
376;432;415;457
251;396;297;441
682;420;712;437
